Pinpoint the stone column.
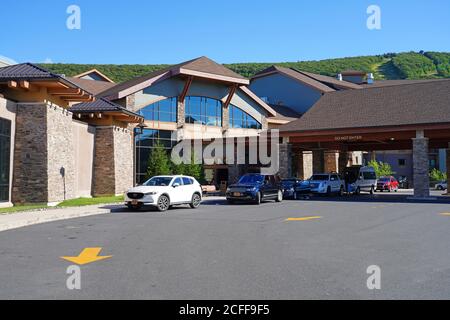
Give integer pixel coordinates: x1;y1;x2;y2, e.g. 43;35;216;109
296;151;313;180
412;131;430;198
279;143;292;178
177;99;185;128
324;151;338;173
446;144;450;195
222;106;229;132
312;149;324;174
338;151;351;174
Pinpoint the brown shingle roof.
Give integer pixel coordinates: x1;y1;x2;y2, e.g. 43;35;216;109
69;98;142;118
100;56;249;100
67;77;116;95
269;104;302;121
296;70;362;90
279;79;450;132
360;79;447;88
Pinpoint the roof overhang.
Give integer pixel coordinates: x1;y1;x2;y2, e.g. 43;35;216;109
174;67;250;85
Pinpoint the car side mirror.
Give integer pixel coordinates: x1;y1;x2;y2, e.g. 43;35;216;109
172;183;180;188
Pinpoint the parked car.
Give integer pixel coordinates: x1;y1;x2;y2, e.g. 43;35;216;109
435;181;448;191
226;173;283;204
124;175;202;211
398;176;409;189
309;173;344;196
281;178;311;199
343;166;377;195
376;176;399;192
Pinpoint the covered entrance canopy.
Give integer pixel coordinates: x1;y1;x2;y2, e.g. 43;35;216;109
279;79;450;198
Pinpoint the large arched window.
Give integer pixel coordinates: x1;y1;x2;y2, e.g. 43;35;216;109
184;96;222;126
138;97;177;122
229;104;262;129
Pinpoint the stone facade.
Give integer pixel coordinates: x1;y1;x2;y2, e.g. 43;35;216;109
222;106;229;131
296;151;313;180
446;144;450;195
412;137;430;198
177;100;185;128
93;126;133;196
46;105;75;203
12;103;49;203
113;127;134;195
12;103;76;204
312;150;324;174
279;143;292;178
324;152;338;173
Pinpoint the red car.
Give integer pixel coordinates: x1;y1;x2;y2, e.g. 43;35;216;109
376;176;399;192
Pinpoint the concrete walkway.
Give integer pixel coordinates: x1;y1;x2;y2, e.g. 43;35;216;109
0;205;111;232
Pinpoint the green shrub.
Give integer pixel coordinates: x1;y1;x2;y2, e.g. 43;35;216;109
429;168;447;182
368;160;395;178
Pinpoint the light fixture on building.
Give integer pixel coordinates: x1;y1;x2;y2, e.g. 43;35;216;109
136;122;147;135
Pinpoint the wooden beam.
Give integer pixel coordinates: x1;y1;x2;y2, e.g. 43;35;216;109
179;76;193;103
7;81;18;89
223;84;237;109
48;88;82;95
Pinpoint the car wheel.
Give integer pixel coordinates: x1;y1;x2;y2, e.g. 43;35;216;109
255;192;262;205
293;191;298;200
156;195;170;212
189;193;201;209
355;187;361;195
370;186;374;195
437;186;443;191
326;186;331;196
227;199;234;204
276;190;283;202
388;187;391;192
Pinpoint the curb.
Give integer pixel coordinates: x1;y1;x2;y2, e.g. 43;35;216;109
0;207;111;232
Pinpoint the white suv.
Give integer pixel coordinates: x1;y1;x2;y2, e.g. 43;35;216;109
125;175;203;212
309;173;344;196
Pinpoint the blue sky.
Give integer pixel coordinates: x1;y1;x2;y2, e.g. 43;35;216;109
1;0;449;64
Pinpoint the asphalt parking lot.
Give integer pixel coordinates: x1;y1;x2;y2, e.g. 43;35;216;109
1;193;450;299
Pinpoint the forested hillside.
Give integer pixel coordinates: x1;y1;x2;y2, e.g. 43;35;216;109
38;51;450;83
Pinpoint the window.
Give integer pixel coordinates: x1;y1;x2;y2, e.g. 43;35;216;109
0;118;11;202
138;97;177;122
172;177;183;186
398;159;406;167
184;96;222;126
134;129;177;184
182;177;193;185
229;104;262;129
363;172;377;180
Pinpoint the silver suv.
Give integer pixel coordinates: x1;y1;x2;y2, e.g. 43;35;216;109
309;173;345;196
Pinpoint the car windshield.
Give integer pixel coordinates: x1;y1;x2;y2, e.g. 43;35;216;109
379;177;390;182
144;177;173;186
310;175;329;181
238;175;264;184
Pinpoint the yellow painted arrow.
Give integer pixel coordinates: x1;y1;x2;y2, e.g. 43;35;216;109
61;247;112;265
285;216;322;221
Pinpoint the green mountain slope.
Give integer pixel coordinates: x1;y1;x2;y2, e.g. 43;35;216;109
38;51;450;83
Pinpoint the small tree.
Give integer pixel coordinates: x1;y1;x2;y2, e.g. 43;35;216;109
146;142;172;178
429;168;447;182
368;160;395;178
172;152;204;182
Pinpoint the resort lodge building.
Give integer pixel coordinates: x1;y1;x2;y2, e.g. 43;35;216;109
0;56;449;206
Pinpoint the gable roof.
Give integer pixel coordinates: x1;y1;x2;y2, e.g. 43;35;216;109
295;70;362;90
100;56;249;100
252;65;362;92
252;65;335;93
0;63;95;102
74;69;115;83
67;76;116;95
69;98;143;119
0;63;60;80
279;79;450;133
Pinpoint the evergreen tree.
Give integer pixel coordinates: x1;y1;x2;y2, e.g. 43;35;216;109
146;142;172;178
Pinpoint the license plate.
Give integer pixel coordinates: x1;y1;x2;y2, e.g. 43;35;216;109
131;200;138;205
233;192;241;197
